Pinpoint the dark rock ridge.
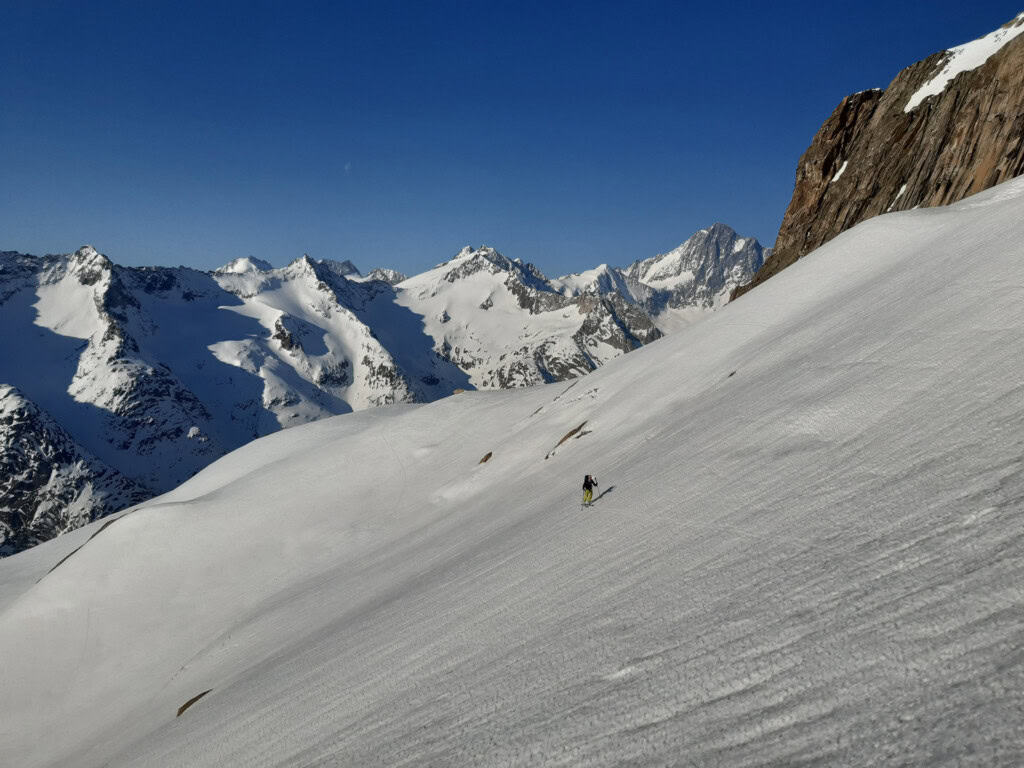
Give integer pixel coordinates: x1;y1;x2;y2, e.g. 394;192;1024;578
735;13;1024;298
0;386;149;555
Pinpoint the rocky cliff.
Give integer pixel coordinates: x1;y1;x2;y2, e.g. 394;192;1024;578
735;12;1024;298
0;385;149;554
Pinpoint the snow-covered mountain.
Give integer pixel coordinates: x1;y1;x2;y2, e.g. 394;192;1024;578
553;222;767;327
1;230;756;553
1;177;1021;767
396;246;661;387
624;222;767;310
550;262;643;302
360;267;407;285
0;247;449;553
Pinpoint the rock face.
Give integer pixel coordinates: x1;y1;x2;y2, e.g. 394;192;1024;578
0;386;149;555
736;12;1024;297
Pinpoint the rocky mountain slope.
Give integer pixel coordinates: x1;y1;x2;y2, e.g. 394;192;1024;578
0;227;762;553
735;11;1024;297
0;385;149;555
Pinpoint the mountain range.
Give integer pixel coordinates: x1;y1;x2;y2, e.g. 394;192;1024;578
0;224;766;553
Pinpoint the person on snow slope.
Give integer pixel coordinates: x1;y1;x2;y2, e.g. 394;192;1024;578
582;474;598;506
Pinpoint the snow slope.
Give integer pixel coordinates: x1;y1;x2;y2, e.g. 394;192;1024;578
1;178;1023;766
905;12;1024;111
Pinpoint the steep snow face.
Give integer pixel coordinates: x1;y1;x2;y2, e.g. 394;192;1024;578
33;246;108;339
2;178;1022;767
905;12;1024;111
395;247;660;388
0;248;227;494
210;255;420;413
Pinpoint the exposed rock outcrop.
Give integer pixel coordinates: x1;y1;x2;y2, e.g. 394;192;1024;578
735;13;1024;298
0;385;149;555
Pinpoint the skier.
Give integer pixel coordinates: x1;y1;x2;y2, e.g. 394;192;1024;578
582;474;598;507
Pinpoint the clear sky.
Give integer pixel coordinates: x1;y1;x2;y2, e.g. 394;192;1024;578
2;1;1021;277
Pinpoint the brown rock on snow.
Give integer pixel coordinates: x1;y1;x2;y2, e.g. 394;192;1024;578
734;14;1024;299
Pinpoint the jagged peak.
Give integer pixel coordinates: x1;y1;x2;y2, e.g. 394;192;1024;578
438;246;509;276
216;256;274;274
623;224;764;293
705;222;738;237
364;267;407;285
455;245;502;262
672;223;762;254
70;245;112;268
413;245;554;295
317;258;361;277
75;244;102;259
274;254;327;283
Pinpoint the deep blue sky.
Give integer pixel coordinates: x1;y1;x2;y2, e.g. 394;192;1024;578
2;1;1021;276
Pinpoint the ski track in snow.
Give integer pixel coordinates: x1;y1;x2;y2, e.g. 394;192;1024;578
1;180;1024;766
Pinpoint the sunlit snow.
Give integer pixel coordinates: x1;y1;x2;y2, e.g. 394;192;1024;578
904;13;1024;111
1;178;1023;766
888;182;909;212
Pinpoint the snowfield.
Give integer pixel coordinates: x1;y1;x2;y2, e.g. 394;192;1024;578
1;178;1023;766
